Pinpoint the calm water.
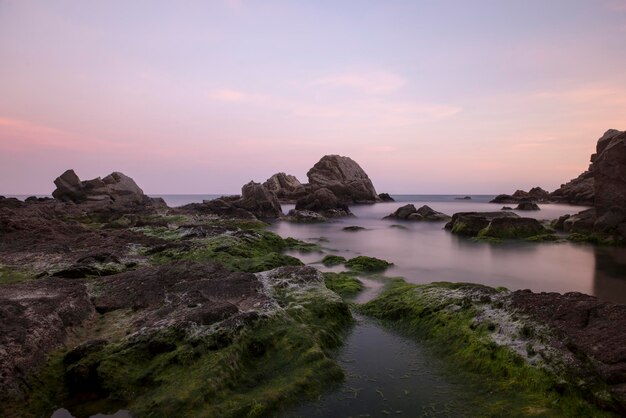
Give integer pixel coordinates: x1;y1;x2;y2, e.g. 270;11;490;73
267;196;626;304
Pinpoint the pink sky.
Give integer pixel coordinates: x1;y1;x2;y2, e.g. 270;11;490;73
1;1;625;194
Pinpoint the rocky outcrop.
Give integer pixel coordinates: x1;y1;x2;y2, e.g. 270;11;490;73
479;217;550;239
306;155;379;203
384;204;451;222
263;173;306;202
294;187;352;217
491;187;551;204
52;170;147;204
592;130;626;237
444;211;520;237
182;182;282;220
236;181;283;219
550;171;594;205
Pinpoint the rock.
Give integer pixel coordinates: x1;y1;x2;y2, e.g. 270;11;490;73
479;217;550;239
342;226;366;232
455;196;472;200
515;200;540;211
501;206;513;211
445;212;520;237
282;209;327;223
295;187;352;217
237;181;283;219
263;173;306;202
0;278;95;397
563;208;596;234
552;214;571;231
0;196;24;209
378;193;395;202
384;204;450;221
491;194;517;204
592;129;626;238
491;187;550;204
550;171;594;205
52;170;146;204
181;198;257;219
306;155;379;203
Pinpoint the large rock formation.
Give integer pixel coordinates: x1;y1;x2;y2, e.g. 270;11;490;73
294;187;352;217
444;211;521;237
236;181;283;219
491;187;551;204
306;155;379;204
262;173;306;202
52;170;147;204
550;170;594;205
592;129;626;236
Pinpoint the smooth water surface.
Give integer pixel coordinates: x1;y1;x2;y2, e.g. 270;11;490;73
268;196;626;303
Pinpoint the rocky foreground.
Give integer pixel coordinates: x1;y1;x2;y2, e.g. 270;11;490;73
1;142;626;417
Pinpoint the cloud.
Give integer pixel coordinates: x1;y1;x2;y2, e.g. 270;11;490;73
312;71;406;94
208;88;250;102
606;0;626;11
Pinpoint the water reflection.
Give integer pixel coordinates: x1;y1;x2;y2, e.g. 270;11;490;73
271;198;626;303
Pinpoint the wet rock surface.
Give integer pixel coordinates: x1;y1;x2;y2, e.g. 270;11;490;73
384;204;451;221
444;211;519;237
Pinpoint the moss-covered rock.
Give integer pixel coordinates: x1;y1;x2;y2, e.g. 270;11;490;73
478;217;551;239
321;255;347;267
323;272;364;298
345;256;392;272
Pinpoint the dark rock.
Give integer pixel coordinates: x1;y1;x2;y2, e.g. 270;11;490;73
445;212;520;237
0;196;23;209
0;278;95;397
511;290;626;411
491;187;550;204
306;155;379;203
263;173;306;202
415;205;452;221
282;209;327;223
52;169;147;204
384;204;417;219
550;171;594;205
295;187;352;217
563;208;596;234
378;193;395;202
237;181;283;219
385;204;450;221
342;226;366;232
515;200;540;211
501;206;513;211
455;196;472;200
479;217;550;239
552;214;571;231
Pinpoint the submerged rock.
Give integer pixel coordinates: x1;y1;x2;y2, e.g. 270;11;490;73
444;212;519;237
384;204;451;221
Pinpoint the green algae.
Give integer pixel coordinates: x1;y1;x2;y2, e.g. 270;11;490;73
359;279;617;417
567;233;624;246
0;265;35;285
17;270;353;418
321;254;347;266
345;256;393;272
323;272;364;298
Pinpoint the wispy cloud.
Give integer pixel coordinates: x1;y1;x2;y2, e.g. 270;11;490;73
311;71;406;95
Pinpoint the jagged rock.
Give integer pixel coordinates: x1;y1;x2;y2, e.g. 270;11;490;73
516;200;540;211
563;208;596;233
295;187;352;217
263;173;306;202
237;181;283;219
282;209;327;223
306;155;379;203
592;129;626;237
445;212;520;237
384;204;450;222
378;193;395;202
52;170;146;204
550;171;594;205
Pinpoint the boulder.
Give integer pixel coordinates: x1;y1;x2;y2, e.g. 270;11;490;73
52;170;146;204
306;155;379;203
491;187;550;204
384;204;450;221
295;187;352;217
515;200;540;211
445;212;520;237
552;214;571;231
378;193;395;202
263;173;306;202
563;208;596;234
479;217;550;239
237;181;283;219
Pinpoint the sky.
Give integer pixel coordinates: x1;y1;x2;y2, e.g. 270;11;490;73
1;0;625;195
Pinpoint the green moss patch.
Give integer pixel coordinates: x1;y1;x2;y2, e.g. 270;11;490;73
321;255;347;266
345;256;393;272
323;272;364;299
0;265;36;285
359;280;615;417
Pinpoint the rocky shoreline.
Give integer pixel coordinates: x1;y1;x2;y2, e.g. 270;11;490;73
1;136;626;417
